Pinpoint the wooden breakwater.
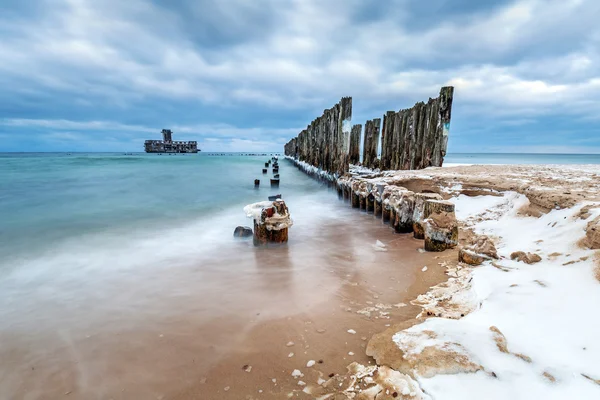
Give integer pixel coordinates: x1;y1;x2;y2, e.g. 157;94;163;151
284;87;454;176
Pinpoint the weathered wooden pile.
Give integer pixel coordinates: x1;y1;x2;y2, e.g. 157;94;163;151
284;87;454;174
283;97;352;177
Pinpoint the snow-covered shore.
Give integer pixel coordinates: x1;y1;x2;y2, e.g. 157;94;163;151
306;164;600;399
391;192;600;399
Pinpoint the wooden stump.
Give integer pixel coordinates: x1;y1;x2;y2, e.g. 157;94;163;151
367;193;375;213
423;210;458;252
413;193;444;239
374;199;382;217
352;192;360;208
382;204;391;223
359;194;366;210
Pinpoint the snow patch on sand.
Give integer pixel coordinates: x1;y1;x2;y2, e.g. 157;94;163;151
392;193;600;398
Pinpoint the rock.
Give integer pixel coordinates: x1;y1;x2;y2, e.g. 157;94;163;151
233;226;253;238
243;200;293;246
424;211;458;252
254;179;260;186
510;251;542;264
458;235;499;265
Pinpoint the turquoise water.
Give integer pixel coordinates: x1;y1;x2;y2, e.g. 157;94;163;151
0;152;319;261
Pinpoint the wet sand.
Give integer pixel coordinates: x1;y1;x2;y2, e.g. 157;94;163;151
0;196;451;400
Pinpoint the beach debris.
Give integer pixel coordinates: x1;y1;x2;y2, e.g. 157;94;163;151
286;341;295;347
298;380;306;386
422;266;428;272
510;251;542;264
292;369;304;378
242;364;252;372
270;178;280;187
307;360;316;367
347;329;357;334
224;386;230;391
288;352;294;358
313;362;430;399
244;199;292;246
254;179;260;187
262;168;267;174
233;226;253;238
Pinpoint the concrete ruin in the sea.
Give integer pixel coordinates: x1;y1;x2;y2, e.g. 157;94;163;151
284;86;454;177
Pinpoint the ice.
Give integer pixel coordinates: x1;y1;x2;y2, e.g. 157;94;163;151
291;369;303;378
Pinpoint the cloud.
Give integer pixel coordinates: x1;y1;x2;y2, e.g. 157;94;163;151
0;0;599;152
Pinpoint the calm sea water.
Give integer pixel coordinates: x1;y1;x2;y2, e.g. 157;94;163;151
0;152;317;262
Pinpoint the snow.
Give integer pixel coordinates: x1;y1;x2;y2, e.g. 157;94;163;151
243;201;273;220
394;193;600;399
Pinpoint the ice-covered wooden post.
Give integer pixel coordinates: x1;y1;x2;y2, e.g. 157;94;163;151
423;200;458;252
413;193;444;239
244;199;293;246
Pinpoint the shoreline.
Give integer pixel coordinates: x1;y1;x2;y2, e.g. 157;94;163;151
282;159;600;399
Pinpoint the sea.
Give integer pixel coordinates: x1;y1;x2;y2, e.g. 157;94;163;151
1;151;599;398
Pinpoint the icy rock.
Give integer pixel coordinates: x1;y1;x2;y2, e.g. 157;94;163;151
233;226;253;238
390;329;483;378
510;251;542;264
459;235;499;265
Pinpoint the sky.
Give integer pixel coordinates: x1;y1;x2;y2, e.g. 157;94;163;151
1;0;599;153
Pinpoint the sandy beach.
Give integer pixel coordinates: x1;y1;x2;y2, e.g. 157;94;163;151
310;163;600;399
0;193;453;400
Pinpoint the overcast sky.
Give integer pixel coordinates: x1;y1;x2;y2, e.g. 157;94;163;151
1;0;599;153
